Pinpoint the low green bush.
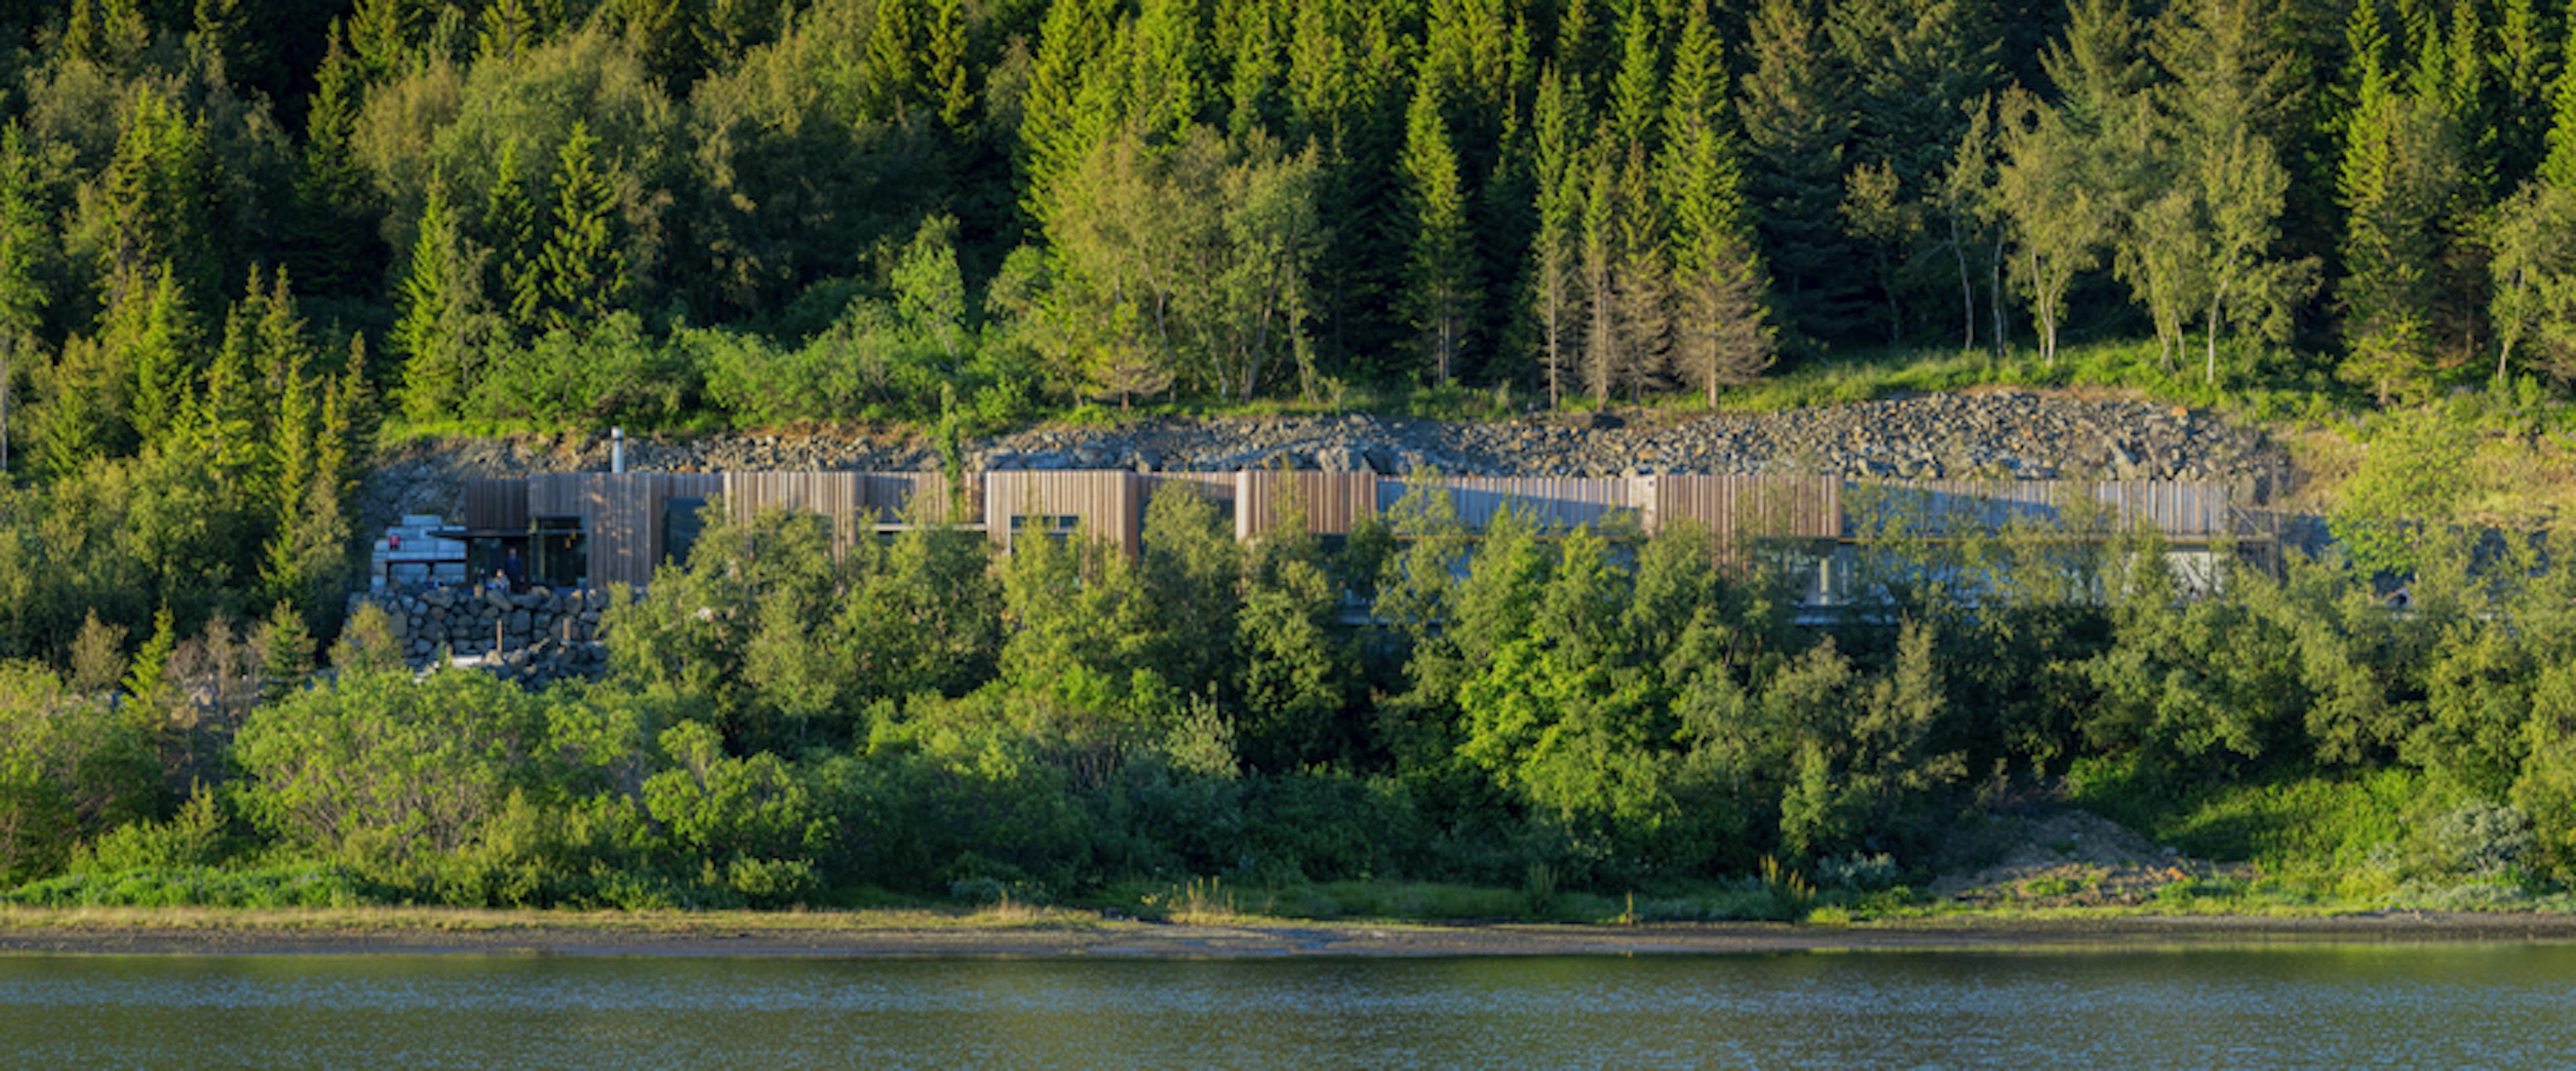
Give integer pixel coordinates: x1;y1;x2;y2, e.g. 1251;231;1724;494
4;864;369;909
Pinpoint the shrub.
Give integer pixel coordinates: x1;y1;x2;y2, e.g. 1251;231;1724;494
0;663;160;884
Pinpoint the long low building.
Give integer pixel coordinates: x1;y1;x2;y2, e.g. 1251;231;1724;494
439;469;2265;593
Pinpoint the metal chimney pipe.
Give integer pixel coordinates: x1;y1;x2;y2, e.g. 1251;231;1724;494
611;427;625;474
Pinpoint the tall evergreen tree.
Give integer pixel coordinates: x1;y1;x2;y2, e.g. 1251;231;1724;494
1738;0;1855;347
2541;17;2576;193
1660;3;1775;401
926;0;974;133
484;138;543;337
195;272;274;506
1530;68;1588;407
2338;30;2463;402
396;180;478;423
1578;149;1630;405
99;86;219;315
475;0;541;64
2493;0;2557;185
536;122;630;334
1126;0;1210;146
118;266;200;450
1022;0;1123;224
285;29;381;299
864;0;925;122
1402;74;1476;384
0;124;45;476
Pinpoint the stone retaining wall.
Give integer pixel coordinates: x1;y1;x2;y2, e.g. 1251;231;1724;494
348;585;621;687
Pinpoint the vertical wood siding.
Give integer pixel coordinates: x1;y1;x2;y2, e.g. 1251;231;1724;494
1233;471;1381;540
1648;475;1844;540
1853;479;2234;539
463;478;528;531
528;472;723;587
981;471;1140;554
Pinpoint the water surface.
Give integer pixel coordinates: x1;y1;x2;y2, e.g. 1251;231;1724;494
2;944;2566;1068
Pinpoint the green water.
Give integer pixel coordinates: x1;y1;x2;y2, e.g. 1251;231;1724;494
3;945;2569;1068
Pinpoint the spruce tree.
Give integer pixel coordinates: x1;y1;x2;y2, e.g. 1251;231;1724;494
120;266;199;450
1529;68;1587;407
100;86;218;314
1402;74;1475;385
256;599;313;704
284;28;381;299
0;123;45;476
2338;42;2461;403
2542;18;2576;193
1580;148;1621;405
537;122;629;334
1022;0;1122;222
927;0;974;133
257;270;321;542
396;179;474;423
197;272;272;504
1127;0;1208;147
1605;0;1662;152
1737;0;1854;346
1660;3;1774;401
123;604;176;715
475;0;539;64
1224;0;1285;142
345;0;417;85
2493;0;2555;185
484;138;543;337
863;0;923;122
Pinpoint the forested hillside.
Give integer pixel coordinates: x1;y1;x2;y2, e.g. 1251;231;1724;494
1;0;2573;440
9;0;2576;914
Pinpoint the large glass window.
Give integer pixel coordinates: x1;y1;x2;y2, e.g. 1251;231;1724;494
533;515;588;589
663;497;709;569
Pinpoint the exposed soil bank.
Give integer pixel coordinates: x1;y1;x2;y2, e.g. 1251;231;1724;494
5;910;2575;959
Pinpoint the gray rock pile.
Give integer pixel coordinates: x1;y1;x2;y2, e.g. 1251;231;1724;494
973;391;2269;482
348;585;616;688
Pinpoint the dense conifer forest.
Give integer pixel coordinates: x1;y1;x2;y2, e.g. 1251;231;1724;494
5;0;2576;914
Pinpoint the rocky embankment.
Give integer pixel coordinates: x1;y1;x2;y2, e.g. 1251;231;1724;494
348;585;614;686
366;390;2282;527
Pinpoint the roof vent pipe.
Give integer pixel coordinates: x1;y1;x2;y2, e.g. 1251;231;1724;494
611;427;625;474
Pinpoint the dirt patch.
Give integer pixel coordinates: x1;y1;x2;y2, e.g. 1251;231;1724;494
1933;807;2255;907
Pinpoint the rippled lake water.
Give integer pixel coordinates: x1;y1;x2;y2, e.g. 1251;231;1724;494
3;944;2570;1068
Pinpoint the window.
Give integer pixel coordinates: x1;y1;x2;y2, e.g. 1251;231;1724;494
1010;514;1081;546
663;497;709;569
533;515;588;589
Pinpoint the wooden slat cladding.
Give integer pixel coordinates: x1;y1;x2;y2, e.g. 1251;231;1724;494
463;478;527;531
1379;476;1638;531
468;470;2255;586
1234;471;1378;540
722;472;863;556
1853;479;2234;539
859;472;972;525
529;472;722;587
1648;475;1843;541
982;470;1140;554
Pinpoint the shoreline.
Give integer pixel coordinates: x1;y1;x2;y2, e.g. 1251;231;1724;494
6;909;2576;959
